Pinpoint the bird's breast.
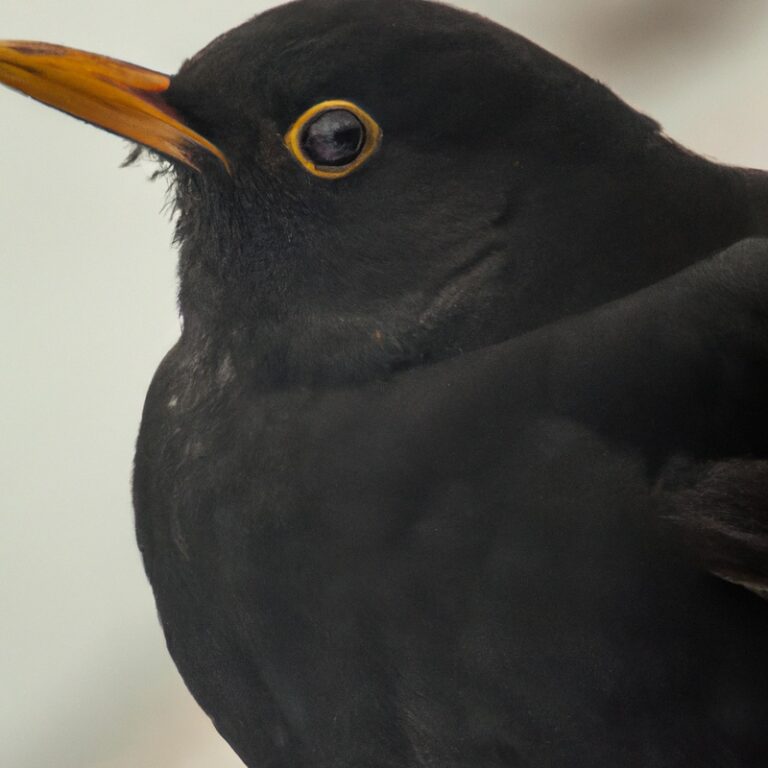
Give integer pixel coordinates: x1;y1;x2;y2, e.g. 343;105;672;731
131;339;768;766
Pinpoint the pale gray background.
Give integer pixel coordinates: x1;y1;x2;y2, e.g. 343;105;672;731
2;1;767;766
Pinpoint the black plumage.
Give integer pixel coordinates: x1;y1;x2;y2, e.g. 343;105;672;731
4;0;768;765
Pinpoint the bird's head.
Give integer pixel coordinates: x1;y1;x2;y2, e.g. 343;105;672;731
0;0;748;385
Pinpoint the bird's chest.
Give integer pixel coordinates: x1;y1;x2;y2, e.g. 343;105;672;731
133;364;768;766
136;372;666;673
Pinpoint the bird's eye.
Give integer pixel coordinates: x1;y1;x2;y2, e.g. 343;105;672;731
302;110;364;167
284;100;382;179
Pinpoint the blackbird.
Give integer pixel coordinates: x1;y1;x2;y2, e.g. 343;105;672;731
2;1;768;766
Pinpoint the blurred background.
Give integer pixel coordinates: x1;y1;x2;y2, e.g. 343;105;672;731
1;1;767;765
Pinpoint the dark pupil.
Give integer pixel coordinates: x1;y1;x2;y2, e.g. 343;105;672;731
301;109;365;167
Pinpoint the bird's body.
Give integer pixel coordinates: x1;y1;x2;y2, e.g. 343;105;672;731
2;1;768;765
134;242;768;766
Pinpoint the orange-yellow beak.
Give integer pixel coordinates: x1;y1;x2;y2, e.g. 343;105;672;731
0;41;228;172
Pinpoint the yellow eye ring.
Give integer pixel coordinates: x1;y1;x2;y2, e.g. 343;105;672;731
284;99;382;179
